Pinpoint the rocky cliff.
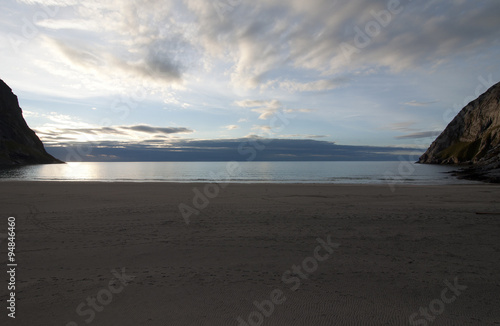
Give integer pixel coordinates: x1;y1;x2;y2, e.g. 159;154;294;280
418;81;500;182
0;79;62;165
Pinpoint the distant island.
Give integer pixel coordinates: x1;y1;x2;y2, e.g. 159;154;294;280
0;79;62;165
419;81;500;182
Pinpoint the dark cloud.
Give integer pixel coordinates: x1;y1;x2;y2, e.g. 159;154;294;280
46;138;423;162
111;49;183;83
61;127;126;135
38;125;193;139
395;131;440;140
121;125;192;134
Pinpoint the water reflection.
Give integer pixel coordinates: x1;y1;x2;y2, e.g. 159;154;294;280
57;162;101;180
0;163;101;181
0;165;28;179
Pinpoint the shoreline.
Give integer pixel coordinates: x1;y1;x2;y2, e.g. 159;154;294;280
0;179;488;185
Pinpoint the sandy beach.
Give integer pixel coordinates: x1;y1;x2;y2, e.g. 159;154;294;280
1;182;499;325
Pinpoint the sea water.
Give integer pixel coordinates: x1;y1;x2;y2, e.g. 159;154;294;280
0;161;480;185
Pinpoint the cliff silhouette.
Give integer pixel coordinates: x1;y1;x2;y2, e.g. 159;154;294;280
0;79;62;165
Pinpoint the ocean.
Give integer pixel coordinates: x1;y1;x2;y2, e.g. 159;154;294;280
0;161;480;185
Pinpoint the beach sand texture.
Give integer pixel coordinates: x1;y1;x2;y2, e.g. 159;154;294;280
1;182;499;325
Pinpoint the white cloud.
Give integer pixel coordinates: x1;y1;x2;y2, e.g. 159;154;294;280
223;124;239;130
402;100;439;107
284;108;314;114
36;19;99;31
46;112;84;126
234;99;281;109
251;108;276;120
16;0;78;5
234;99;314;120
235;99;282;119
22;110;40;117
268;77;350;93
251;125;272;132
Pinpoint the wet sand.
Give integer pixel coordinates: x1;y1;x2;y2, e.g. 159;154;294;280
1;182;499;325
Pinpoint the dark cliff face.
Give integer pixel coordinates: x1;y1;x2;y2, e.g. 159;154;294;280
418;81;500;165
0;79;62;165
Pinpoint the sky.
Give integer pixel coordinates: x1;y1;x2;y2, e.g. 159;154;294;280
1;0;500;161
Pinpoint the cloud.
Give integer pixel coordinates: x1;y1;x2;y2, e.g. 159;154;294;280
384;122;416;132
235;99;282;119
235;99;312;120
251;108;278;120
234;99;281;109
36;124;193;145
274;77;351;93
8;0;500;96
251;125;273;132
4;0;500;153
47;39;104;69
223;125;240;130
47;37;183;84
22;110;40;117
19;0;200;101
186;0;500;86
46;137;424;162
284;108;314;114
402;100;439;107
43;127;125;135
121;125;192;134
16;0;78;5
217;1;499;83
395;131;440;140
36;19;99;31
280;134;329;139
